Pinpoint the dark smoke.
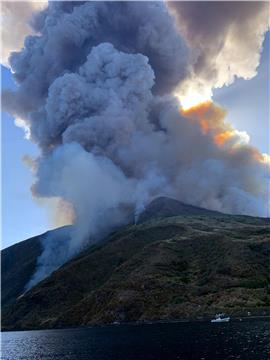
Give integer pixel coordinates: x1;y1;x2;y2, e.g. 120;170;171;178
4;1;188;121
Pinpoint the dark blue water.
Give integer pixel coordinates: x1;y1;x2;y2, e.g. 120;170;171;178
1;320;270;360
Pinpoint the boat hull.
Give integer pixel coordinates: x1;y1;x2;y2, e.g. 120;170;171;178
211;317;230;323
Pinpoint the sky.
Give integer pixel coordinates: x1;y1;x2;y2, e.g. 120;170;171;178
213;32;269;155
1;3;269;249
1;67;54;248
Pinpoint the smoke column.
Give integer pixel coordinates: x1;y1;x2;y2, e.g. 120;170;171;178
2;2;269;288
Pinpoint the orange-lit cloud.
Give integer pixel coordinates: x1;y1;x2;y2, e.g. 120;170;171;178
180;101;228;138
214;130;235;146
180;101;270;177
180;101;262;153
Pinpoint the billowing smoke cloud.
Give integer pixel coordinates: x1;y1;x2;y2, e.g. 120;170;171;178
1;1;47;66
3;2;269;289
3;1;188;120
167;1;270;108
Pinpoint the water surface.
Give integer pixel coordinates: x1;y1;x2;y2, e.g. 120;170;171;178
2;320;270;360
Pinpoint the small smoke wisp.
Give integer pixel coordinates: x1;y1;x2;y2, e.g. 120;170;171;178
3;2;269;289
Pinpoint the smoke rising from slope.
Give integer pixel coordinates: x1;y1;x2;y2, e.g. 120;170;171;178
26;225;71;290
3;2;269;288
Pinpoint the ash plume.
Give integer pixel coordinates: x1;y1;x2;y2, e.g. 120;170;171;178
2;2;269;289
167;1;270;107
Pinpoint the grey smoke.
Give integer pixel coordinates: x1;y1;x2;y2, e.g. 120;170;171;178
167;1;269;101
3;1;188;119
3;2;269;289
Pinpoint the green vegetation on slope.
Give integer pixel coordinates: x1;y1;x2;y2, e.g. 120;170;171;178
2;201;270;330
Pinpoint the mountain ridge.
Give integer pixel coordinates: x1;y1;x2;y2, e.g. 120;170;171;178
2;197;270;330
137;196;222;223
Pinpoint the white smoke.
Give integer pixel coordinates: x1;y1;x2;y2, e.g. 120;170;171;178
26;225;71;290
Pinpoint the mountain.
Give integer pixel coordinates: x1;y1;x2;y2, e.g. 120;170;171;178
2;197;270;330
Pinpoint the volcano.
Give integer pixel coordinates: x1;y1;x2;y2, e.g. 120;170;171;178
2;197;270;330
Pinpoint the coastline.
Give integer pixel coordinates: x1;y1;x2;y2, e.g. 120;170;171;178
2;314;270;333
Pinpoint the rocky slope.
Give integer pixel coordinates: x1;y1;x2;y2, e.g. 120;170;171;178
2;198;270;330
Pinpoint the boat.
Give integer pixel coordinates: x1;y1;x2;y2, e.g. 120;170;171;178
211;313;230;323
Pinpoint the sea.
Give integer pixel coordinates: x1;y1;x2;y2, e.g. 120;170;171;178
1;320;270;360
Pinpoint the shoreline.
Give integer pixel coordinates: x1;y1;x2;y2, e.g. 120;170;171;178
2;314;270;333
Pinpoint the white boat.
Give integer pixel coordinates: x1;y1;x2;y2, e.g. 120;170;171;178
211;313;230;323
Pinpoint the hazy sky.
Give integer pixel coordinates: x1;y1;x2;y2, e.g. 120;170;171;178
213;32;269;155
1;17;269;249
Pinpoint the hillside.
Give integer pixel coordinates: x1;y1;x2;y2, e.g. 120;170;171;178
1;226;72;308
137;196;220;223
2;197;270;330
1;233;43;308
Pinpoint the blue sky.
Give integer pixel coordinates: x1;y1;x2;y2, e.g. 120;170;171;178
1;68;53;249
1;32;269;249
